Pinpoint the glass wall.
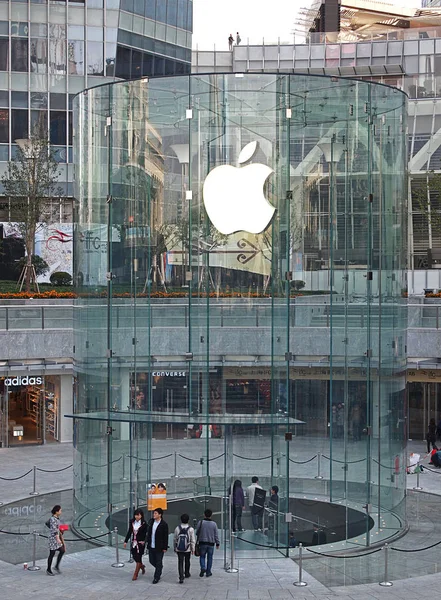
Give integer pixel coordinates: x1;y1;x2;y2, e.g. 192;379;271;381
73;73;407;556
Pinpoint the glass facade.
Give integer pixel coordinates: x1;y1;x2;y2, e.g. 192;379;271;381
72;73;407;557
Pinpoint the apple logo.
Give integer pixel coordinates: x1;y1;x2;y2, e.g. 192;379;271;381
203;141;275;235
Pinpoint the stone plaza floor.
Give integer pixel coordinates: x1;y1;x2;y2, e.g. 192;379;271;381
0;439;440;599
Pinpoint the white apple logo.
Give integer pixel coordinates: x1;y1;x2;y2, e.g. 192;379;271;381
203;141;275;235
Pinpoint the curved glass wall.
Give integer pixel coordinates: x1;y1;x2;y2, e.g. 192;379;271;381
72;73;407;557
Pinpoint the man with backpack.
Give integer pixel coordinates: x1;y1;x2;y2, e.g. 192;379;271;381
173;513;196;584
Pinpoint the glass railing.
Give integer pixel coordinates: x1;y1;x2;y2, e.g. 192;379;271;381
1;300;441;330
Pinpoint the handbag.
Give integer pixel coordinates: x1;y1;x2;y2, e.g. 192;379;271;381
194;541;200;557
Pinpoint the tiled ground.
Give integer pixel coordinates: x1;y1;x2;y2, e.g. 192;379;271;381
0;439;440;598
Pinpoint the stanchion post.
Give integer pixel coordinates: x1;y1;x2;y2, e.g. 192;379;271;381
173;451;179;478
120;453;128;481
27;530;41;571
226;488;238;573
413;465;423;491
293;543;308;587
379;543;393;587
111;527;125;568
315;453;323;480
29;465;39;496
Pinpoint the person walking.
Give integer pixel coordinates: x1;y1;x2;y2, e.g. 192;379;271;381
236;32;242;45
196;508;220;577
146;507;169;584
46;505;65;576
173;513;195;583
247;476;263;530
231;480;245;532
123;508;147;581
228;33;234;50
427;418;437;453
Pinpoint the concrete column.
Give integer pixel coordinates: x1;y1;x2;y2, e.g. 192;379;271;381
59;374;73;443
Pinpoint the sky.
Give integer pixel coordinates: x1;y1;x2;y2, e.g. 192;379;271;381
192;0;422;50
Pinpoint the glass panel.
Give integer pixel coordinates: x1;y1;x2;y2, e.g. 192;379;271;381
30;38;48;73
0;109;9;142
68;40;84;75
72;74;407;558
11;39;28;71
11;108;28;140
87;41;103;75
50;110;67;144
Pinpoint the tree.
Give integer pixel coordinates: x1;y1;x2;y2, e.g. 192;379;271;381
1;133;62;291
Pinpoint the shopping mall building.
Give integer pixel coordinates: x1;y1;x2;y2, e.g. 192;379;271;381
0;0;439;557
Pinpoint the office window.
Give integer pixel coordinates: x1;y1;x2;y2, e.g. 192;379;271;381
31;109;48;135
142;52;153;76
167;0;177;27
11;39;28;72
68;40;84;75
30;38;48;73
49;38;67;75
105;43;116;76
0;91;8;107
177;0;187;29
115;45;130;78
87;42;103;75
0;38;8;71
0;109;8;142
87;27;103;42
12;91;28;108
11;108;28;140
156;0;166;23
131;50;142;78
11;22;29;37
145;0;155;19
68;26;84;40
31;92;48;108
50;110;66;144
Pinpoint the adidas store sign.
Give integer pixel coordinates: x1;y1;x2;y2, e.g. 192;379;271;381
5;376;43;387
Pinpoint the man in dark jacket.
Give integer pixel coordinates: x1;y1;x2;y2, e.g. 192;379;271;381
147;508;169;584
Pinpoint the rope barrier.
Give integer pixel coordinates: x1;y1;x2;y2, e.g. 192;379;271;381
0;469;32;481
178;454;201;462
208;453;225;461
322;455;366;464
37;464;73;473
420;465;441;475
290;455;317;465
233;454;272;460
305;546;383;558
0;529;31;535
372;459;394;471
151;454;173;461
391;539;441;553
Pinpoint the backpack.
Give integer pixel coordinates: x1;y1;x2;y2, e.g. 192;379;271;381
176;525;190;552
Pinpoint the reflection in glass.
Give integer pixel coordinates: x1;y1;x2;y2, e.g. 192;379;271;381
31;109;48;136
11;108;28;140
0;38;8;71
50;110;67;144
68;40;84;75
11;39;28;72
49;37;67;75
87;42;103;76
0;109;8;143
30;39;48;73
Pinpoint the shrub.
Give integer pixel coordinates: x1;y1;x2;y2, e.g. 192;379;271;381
50;271;73;286
17;255;49;277
292;280;306;291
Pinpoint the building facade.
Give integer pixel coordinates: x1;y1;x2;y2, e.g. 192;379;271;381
71;72;407;554
0;0;192;278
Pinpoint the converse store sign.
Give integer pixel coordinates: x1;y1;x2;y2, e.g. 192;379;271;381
5;376;44;386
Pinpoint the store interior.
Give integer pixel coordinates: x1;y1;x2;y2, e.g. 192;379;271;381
3;375;59;446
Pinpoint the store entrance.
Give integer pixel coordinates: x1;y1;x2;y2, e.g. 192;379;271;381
0;376;60;447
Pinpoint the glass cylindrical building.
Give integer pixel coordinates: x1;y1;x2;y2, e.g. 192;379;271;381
72;73;407;557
